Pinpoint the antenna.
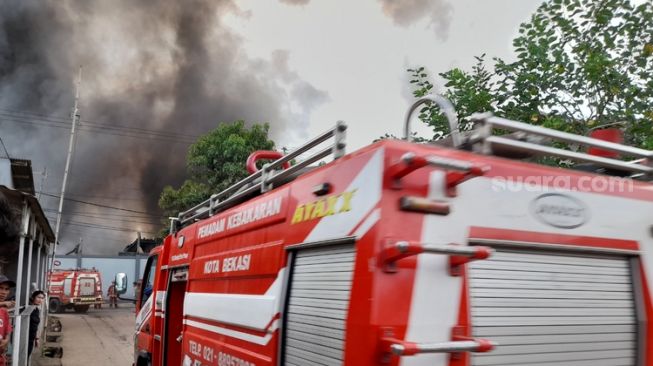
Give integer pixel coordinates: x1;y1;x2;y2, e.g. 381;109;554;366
37;167;48;201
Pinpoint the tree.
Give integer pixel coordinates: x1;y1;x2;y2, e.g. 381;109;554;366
410;0;653;148
159;121;275;219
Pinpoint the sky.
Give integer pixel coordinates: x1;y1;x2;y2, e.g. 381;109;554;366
225;0;543;148
0;0;543;254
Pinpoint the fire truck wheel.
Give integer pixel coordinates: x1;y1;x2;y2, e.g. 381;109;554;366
49;298;63;314
73;305;90;313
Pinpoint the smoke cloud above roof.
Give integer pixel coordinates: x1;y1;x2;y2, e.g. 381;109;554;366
0;0;328;253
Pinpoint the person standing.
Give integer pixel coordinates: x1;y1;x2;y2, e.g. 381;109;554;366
107;281;118;308
27;291;45;361
0;275;16;366
132;281;141;305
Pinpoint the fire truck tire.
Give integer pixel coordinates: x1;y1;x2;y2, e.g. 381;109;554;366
49;298;63;314
73;305;90;313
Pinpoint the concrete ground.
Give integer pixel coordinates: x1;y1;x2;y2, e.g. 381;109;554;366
58;304;135;366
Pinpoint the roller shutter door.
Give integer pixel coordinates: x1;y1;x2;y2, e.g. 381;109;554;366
469;248;637;366
78;278;96;296
284;243;356;366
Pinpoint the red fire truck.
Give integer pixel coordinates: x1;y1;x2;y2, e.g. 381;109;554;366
48;268;103;313
119;96;653;365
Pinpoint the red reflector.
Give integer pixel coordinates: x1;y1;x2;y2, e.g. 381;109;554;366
588;128;623;158
400;196;450;215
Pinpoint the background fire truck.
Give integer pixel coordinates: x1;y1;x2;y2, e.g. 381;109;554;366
118;96;653;365
48;268;103;313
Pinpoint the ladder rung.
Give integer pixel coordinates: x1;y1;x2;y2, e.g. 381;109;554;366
176;121;347;228
480;115;653;159
470;113;653;176
267;146;333;185
487;136;653;174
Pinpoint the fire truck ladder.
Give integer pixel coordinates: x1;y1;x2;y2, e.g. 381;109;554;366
379;240;498;361
404;95;653;177
469;113;653;176
173;121;347;230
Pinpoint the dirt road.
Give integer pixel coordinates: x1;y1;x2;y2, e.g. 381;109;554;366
58;305;135;366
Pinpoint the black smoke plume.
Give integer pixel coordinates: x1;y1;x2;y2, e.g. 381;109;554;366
0;0;327;253
281;0;453;40
0;192;20;251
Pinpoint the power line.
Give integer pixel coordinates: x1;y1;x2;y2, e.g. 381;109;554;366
0;110;201;143
65;227;158;241
44;211;163;226
61;221;158;235
43;207;165;219
63;232;131;244
0;134;9;159
39;192;155;215
0;116;197;145
0;107;203;140
0;107;71;122
44;213;159;234
80;119;201;140
0;114;71;129
46;213;163;231
60;193;143;201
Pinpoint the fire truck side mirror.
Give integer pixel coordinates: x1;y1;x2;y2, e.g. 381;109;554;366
115;273;128;295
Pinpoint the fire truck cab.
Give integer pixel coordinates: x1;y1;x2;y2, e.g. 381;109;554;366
48;268;103;313
122;96;653;366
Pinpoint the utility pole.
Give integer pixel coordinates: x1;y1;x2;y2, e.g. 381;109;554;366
50;66;82;274
76;237;83;268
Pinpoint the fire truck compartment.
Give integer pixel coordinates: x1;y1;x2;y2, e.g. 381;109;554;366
469;248;637;366
284;241;356;366
78;277;97;297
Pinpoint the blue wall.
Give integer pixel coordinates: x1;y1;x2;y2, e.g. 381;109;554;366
53;255;148;300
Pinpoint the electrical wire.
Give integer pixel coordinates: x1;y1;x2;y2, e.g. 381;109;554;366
43;207;165;220
0;107;203;140
45;212;163;226
0;116;196;145
44;214;159;235
62;221;158;235
0;109;202;144
39;192;154;215
0;134;10;159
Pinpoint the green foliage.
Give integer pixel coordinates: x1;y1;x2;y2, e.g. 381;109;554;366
158;121;275;219
409;55;495;140
409;0;653;147
158;181;211;219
